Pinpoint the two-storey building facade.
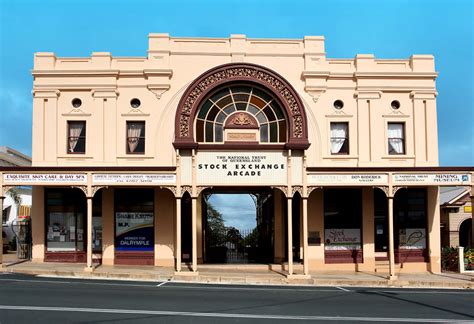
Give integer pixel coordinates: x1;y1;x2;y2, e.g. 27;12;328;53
1;34;473;278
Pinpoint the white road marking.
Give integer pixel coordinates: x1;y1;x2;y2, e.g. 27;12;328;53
0;305;471;322
0;277;472;294
379;290;474;295
0;277;340;292
0;278;156;288
161;284;340;292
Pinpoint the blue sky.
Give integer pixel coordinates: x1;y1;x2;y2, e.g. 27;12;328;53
0;0;473;165
208;194;257;230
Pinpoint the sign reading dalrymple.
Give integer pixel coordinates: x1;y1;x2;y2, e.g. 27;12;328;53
3;173;87;184
196;152;287;185
393;173;471;185
308;174;388;185
93;174;176;184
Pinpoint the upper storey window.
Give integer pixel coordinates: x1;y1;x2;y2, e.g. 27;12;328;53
67;121;86;154
126;121;145;154
388;122;405;155
330;122;349;154
195;86;287;143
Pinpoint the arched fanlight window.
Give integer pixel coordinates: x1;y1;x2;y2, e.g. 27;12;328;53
195;85;287;143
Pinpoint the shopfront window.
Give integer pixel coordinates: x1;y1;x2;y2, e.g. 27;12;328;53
394;188;427;250
324;188;362;251
46;188;86;252
114;189;154;252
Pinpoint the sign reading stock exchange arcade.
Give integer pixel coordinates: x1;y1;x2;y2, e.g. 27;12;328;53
197;152;287;185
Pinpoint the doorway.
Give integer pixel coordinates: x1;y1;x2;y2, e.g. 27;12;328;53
202;189;274;264
374;189;388;255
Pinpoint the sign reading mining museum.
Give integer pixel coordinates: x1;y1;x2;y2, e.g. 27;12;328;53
393;173;471;185
196;152;287;185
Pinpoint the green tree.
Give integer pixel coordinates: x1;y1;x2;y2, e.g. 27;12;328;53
206;203;226;246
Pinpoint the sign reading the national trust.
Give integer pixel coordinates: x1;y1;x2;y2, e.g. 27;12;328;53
394;173;471;185
308;174;388;185
93;174;176;184
3;173;87;184
196;152;287;185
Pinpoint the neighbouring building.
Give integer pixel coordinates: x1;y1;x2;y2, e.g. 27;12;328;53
440;187;472;248
1;147;32;251
0;34;473;278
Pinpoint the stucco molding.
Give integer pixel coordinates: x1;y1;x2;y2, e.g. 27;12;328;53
147;84;171;99
354;91;382;100
305;87;327;103
32;89;60;98
410;91;438;100
173;63;310;150
91;89;119;98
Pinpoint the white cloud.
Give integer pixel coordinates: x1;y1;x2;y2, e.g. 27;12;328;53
208;194;257;230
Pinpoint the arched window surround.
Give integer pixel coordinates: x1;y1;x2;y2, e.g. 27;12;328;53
173;63;309;150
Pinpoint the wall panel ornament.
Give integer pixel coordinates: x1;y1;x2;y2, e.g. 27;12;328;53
174;63;309;150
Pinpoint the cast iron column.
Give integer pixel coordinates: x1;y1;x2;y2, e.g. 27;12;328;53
388;195;396;279
287;197;293;275
176;197;181;272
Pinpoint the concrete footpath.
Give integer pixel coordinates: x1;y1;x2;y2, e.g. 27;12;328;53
1;252;472;289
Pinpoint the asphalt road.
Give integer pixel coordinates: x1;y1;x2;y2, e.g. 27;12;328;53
0;273;472;323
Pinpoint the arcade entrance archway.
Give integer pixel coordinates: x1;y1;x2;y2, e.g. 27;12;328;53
201;188;275;264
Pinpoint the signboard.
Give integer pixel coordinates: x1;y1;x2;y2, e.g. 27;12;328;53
393;173;471;185
4;173;87;184
399;228;426;249
115;212;154;251
324;228;361;250
309;174;388;185
196;152;287;185
93;174;175;184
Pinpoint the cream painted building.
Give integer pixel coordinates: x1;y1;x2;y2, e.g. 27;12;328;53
1;34;473;278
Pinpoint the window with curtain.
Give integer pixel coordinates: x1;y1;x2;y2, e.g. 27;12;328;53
126;121;145;154
67;121;86;154
388;122;405;154
330;122;349;154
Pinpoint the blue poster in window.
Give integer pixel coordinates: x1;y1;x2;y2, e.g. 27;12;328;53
115;212;154;251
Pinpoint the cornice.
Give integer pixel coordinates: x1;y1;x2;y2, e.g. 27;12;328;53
32;70;120;77
354;71;438;79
